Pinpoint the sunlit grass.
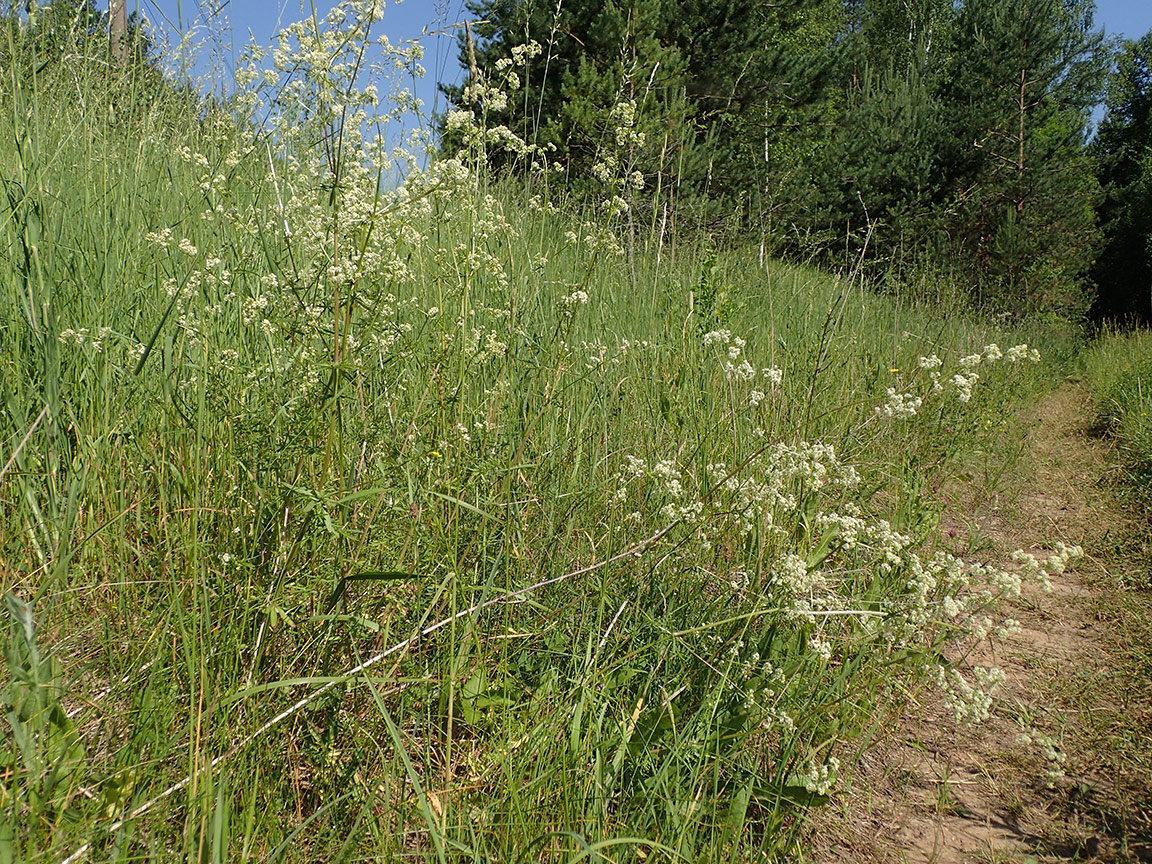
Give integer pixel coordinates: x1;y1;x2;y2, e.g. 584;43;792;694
0;7;1081;861
1084;327;1152;521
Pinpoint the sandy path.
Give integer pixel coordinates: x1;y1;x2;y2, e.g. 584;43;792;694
817;385;1152;864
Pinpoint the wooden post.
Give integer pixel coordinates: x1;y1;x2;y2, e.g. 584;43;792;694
110;0;128;64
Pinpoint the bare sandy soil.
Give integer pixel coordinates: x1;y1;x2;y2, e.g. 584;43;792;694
815;385;1152;864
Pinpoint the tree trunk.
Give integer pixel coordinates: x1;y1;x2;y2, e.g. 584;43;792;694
110;0;128;65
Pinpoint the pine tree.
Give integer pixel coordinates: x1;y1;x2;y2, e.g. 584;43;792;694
440;0;688;179
841;0;954;75
442;0;841;231
812;52;949;274
659;0;840;226
937;0;1110;314
1091;31;1152;322
806;0;961;277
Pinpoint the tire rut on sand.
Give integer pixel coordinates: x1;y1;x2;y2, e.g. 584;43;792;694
816;383;1152;864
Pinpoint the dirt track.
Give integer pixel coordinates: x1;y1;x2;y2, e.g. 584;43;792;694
818;385;1152;864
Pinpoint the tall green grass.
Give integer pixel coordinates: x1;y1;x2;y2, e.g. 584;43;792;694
0;7;1075;861
1084;328;1152;521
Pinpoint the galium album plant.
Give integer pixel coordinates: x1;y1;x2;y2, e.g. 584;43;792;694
0;1;1078;859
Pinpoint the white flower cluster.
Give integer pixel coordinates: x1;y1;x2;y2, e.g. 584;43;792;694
144;226;173;247
770;553;837;617
809;634;833;661
562;220;627;257
876;388;923;418
876;342;1042;418
446;43;553;166
1010;543;1083;593
952;371;979;403
584;99;649;221
1005;343;1041;363
612;456;705;525
557;338;656;372
956;343;1041;367
930;663;1006;725
702;329;731;347
703;329;757;381
154;5;554;420
712;442;860;542
718;638;794;732
808;501;1078;696
800;756;841;796
1017;726;1067;786
58;326;113;353
609;100;645;149
816;504;868;551
461;327;509;363
916;353;946;394
918;353;943;370
610;438;860;578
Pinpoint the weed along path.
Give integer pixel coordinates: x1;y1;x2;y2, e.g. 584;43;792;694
819;383;1152;864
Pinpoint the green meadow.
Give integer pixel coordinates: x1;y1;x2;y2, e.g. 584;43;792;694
0;5;1142;862
1085;328;1152;527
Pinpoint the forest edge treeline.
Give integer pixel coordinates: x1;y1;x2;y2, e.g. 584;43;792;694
442;0;1152;324
4;0;1152;324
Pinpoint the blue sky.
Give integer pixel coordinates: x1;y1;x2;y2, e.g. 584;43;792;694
136;0;1152;118
1095;0;1152;41
138;1;468;118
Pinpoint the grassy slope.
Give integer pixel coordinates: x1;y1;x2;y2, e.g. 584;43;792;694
0;45;1078;864
1084;328;1152;536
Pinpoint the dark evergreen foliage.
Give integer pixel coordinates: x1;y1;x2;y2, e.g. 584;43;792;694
1091;32;1152;323
442;0;840;231
445;0;1121;318
934;0;1110;314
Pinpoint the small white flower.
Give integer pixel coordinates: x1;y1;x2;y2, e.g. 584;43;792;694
808;636;832;660
952;371;979;403
145;227;173;247
727;359;755;381
591;161;613;184
703;329;731;347
918;354;942;370
876;388;922;418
